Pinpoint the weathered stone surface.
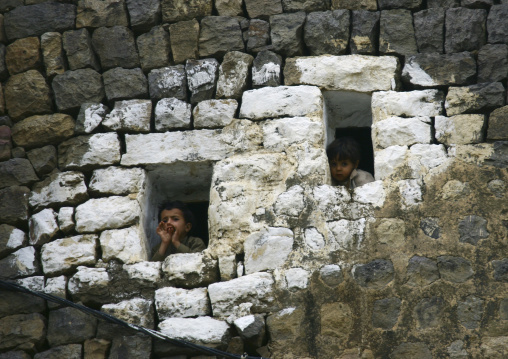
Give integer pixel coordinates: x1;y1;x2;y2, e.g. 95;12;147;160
445;7;486;53
29;171;88;210
373;117;431;148
415;296;445;328
487;5;508;45
103;68;148;102
0;0;22;13
92;26;139;70
372;90;444;122
0;277;45;317
11;114;74;150
374;145;407;180
480;337;508;359
457;296;483;329
487;179;506;198
62;29;99;71
75;196;140;233
246;19;270;53
252;51;282;88
263;115;322;151
52;69;105;112
0;224;26;257
154;97;191;130
0;125;11;161
0;45;7;82
100;226;148;264
188;103;234;133
353;259;394;289
285;55;399;92
102;298;154;327
186;58;219;103
89;166;145;195
0;313;46;351
123;261;162;283
378;0;421;9
245;0;282;19
47;307;97;346
108;334;151;359
58;133;121;170
161;0;212;23
458;215;489;245
372;297;401;329
350;10;379;55
76;0;128;28
41;235;96;275
41;32;66;78
162;252;218;288
216;51;254;99
34;344;82;359
137;26;170;72
29;208;58;246
0;158;38;189
169;20;199;65
103;99;151;132
488;106;508;140
26;145;57;177
244;227;294;274
68;266;111;304
320;302;352;341
331;0;376;10
487;141;508;168
0;246;40;279
84;338;110;359
283;0;327;11
390;342;432;359
148;65;187;101
216;0;243;16
434;114;485;145
270;12;306;57
4;70;52;122
57;207;74;234
5;37;41;75
266;307;306;355
159;317;230;345
0;186;29;226
437;256;474;283
285;268;309;290
478;44;508;83
199;16;244;58
4;3;76;41
126;0;160;32
445;82;505;116
406;256;439;286
234;314;265;348
492;258;508;281
75;103;109;134
155;287;210;319
208;272;275;318
402;52;476;87
379;9;417;56
44;275;67;308
420;218;440;239
319;264;344;287
414;9;444;53
304;10;350;56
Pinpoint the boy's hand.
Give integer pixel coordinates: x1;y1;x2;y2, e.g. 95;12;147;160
156;221;181;248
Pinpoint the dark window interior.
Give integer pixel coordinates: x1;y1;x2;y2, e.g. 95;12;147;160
335;127;374;177
186;201;209;246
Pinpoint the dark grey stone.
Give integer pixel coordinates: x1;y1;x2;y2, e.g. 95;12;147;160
406;256;439;286
103;67;148;102
0;117;12;127
500;298;508;320
353;259;394;289
445;7;487;53
52;69;105;113
458;215;489;245
0;350;31;359
11;147;25;158
462;0;493;8
0;186;29;227
234;314;265;348
449;82;506;114
169;19;200;65
304;10;350;56
92;26;140;71
390;342;432;359
488;107;508;141
428;0;458;5
282;0;328;12
26;145;57;177
33;344;82;359
0;288;45;317
414;9;444;53
379;9;417;56
148;65;187;101
4;3;76;42
492;258;508;281
478;44;508;83
414;296;445;328
0;44;8;81
109;334;151;359
161;0;212;23
199;16;244;58
350;10;379;55
0;224;26;257
185;58;219;104
63;29;100;71
402;52;476;87
420;218;440;239
487;5;508;45
126;0;161;32
245;0;283;19
47;307;97;347
437;256;474;283
0;159;38;189
372;297;401;329
319;264;344;287
76;0;128;28
0;246;40;279
0;0;23;13
137;26;171;72
457;296;483;329
378;0;422;9
247;19;271;53
270;12;306;57
486;141;508;168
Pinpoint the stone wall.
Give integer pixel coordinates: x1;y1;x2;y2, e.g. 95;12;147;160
0;0;507;358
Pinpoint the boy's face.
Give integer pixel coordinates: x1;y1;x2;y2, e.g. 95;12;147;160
329;157;359;183
160;208;192;239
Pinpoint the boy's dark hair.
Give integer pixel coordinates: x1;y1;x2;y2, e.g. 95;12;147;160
158;200;196;230
326;137;362;163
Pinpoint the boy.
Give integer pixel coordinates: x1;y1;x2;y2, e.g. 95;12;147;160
151;201;206;261
326;137;374;189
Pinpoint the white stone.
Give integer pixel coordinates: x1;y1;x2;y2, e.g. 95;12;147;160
319;264;343;286
1;225;26;252
68;266;110;297
216;51;253;99
29;208;59;246
353;181;386;207
304;227;325;250
102;298;154;327
233;314;256;333
398;179;422;207
312;185;350;220
292;143;329;182
44;275;67;300
374;146;408;180
285;55;399;92
75;196;140;233
244;227;294;274
219;254;237;281
123;261;161;282
154;97;191;131
162;252;218;287
327;218;367;250
78;103;108;133
262;117;323;151
402;60;436;87
17;276;44;291
373;116;432;149
158;317;230;345
29;171;88;210
57;207;74;234
89;167;146;195
2;246;39;277
285;268;309;290
237;261;244;278
371;90;444;122
121;130;232;166
435;115;485;145
239;86;322;120
155;287;210;320
103;100;151;132
447;144;494;165
41;235;97;275
273;185;305;217
100;226;148;264
59;133;121;170
407;144;449;178
193;99;238;129
253;61;280;87
208;272;275;318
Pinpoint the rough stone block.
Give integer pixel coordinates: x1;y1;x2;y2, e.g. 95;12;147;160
11;114;74;150
0;224;26;257
102;298;154;327
480;337;508;359
100;226;148;264
414;8;444;53
216;51;254;99
407;144;448;178
487;106;508;141
350;10;380;55
89;166;146;195
247;19;271;53
155;287;210;319
0;158;38;189
29;171;88;211
52;69;105;112
234;314;265;347
263;117;323;152
378;0;421;9
379;9;417;56
244;227;294;274
199;16;244;58
92;26;139;70
26;145;57;177
123;261;162;283
34;344;82;359
159;317;230;346
457;296;483;329
108;334;151;358
44;276;67;308
47;307;97;346
437;256;474;283
372;297;401;329
270;12;306;57
285;268;309;290
0;186;30;227
28;208;58;246
154;97;191;130
487;5;508;45
193;99;238;128
414;296;445;328
162;252;218;288
283;0;327;11
331;0;376;10
445;82;505;116
76;0;128;28
327;218;368;249
84;339;110;359
245;0;283;19
320;302;352;340
169;20;199;65
186;58;219;104
428;0;459;6
126;0;161;32
391;343;433;359
478;44;508;83
458;215;489;245
216;0;243;16
161;0;212;23
445;7;487;53
75;103;109;134
374;145;407;180
304;10;350;56
352;259;394;289
0;313;46;351
0;277;45;316
373;116;431;148
5;37;41;75
41;235;96;275
62;28;99;71
103;99;151;132
406;256;439;286
492;258;508;282
68;266;111;305
372;90;443;122
57;207;74;234
273;185;305;217
137;26;170;72
103;68;148;102
148;65;187;101
352;181;386;207
252;50;282;88
41;32;66;78
0;246;40;279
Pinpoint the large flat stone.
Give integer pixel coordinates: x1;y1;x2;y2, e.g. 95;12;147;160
58;133;121;170
11;114;75;149
41;235;97;276
158;317;230;346
371;90;444;122
29;171;88;211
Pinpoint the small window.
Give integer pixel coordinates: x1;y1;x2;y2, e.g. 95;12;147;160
335;127;374;176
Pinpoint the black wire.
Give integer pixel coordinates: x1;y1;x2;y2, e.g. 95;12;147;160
0;279;268;359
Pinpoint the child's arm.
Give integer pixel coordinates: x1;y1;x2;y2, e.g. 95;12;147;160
173;236;206;253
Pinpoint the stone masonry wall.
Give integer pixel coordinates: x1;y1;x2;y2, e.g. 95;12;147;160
0;0;508;358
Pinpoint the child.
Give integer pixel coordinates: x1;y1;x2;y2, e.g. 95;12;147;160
151;200;206;261
326;137;374;189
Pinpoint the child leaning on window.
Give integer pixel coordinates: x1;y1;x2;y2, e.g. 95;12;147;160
326;137;375;189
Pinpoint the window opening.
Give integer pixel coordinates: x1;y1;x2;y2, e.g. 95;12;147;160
186;201;210;247
335;127;374;176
